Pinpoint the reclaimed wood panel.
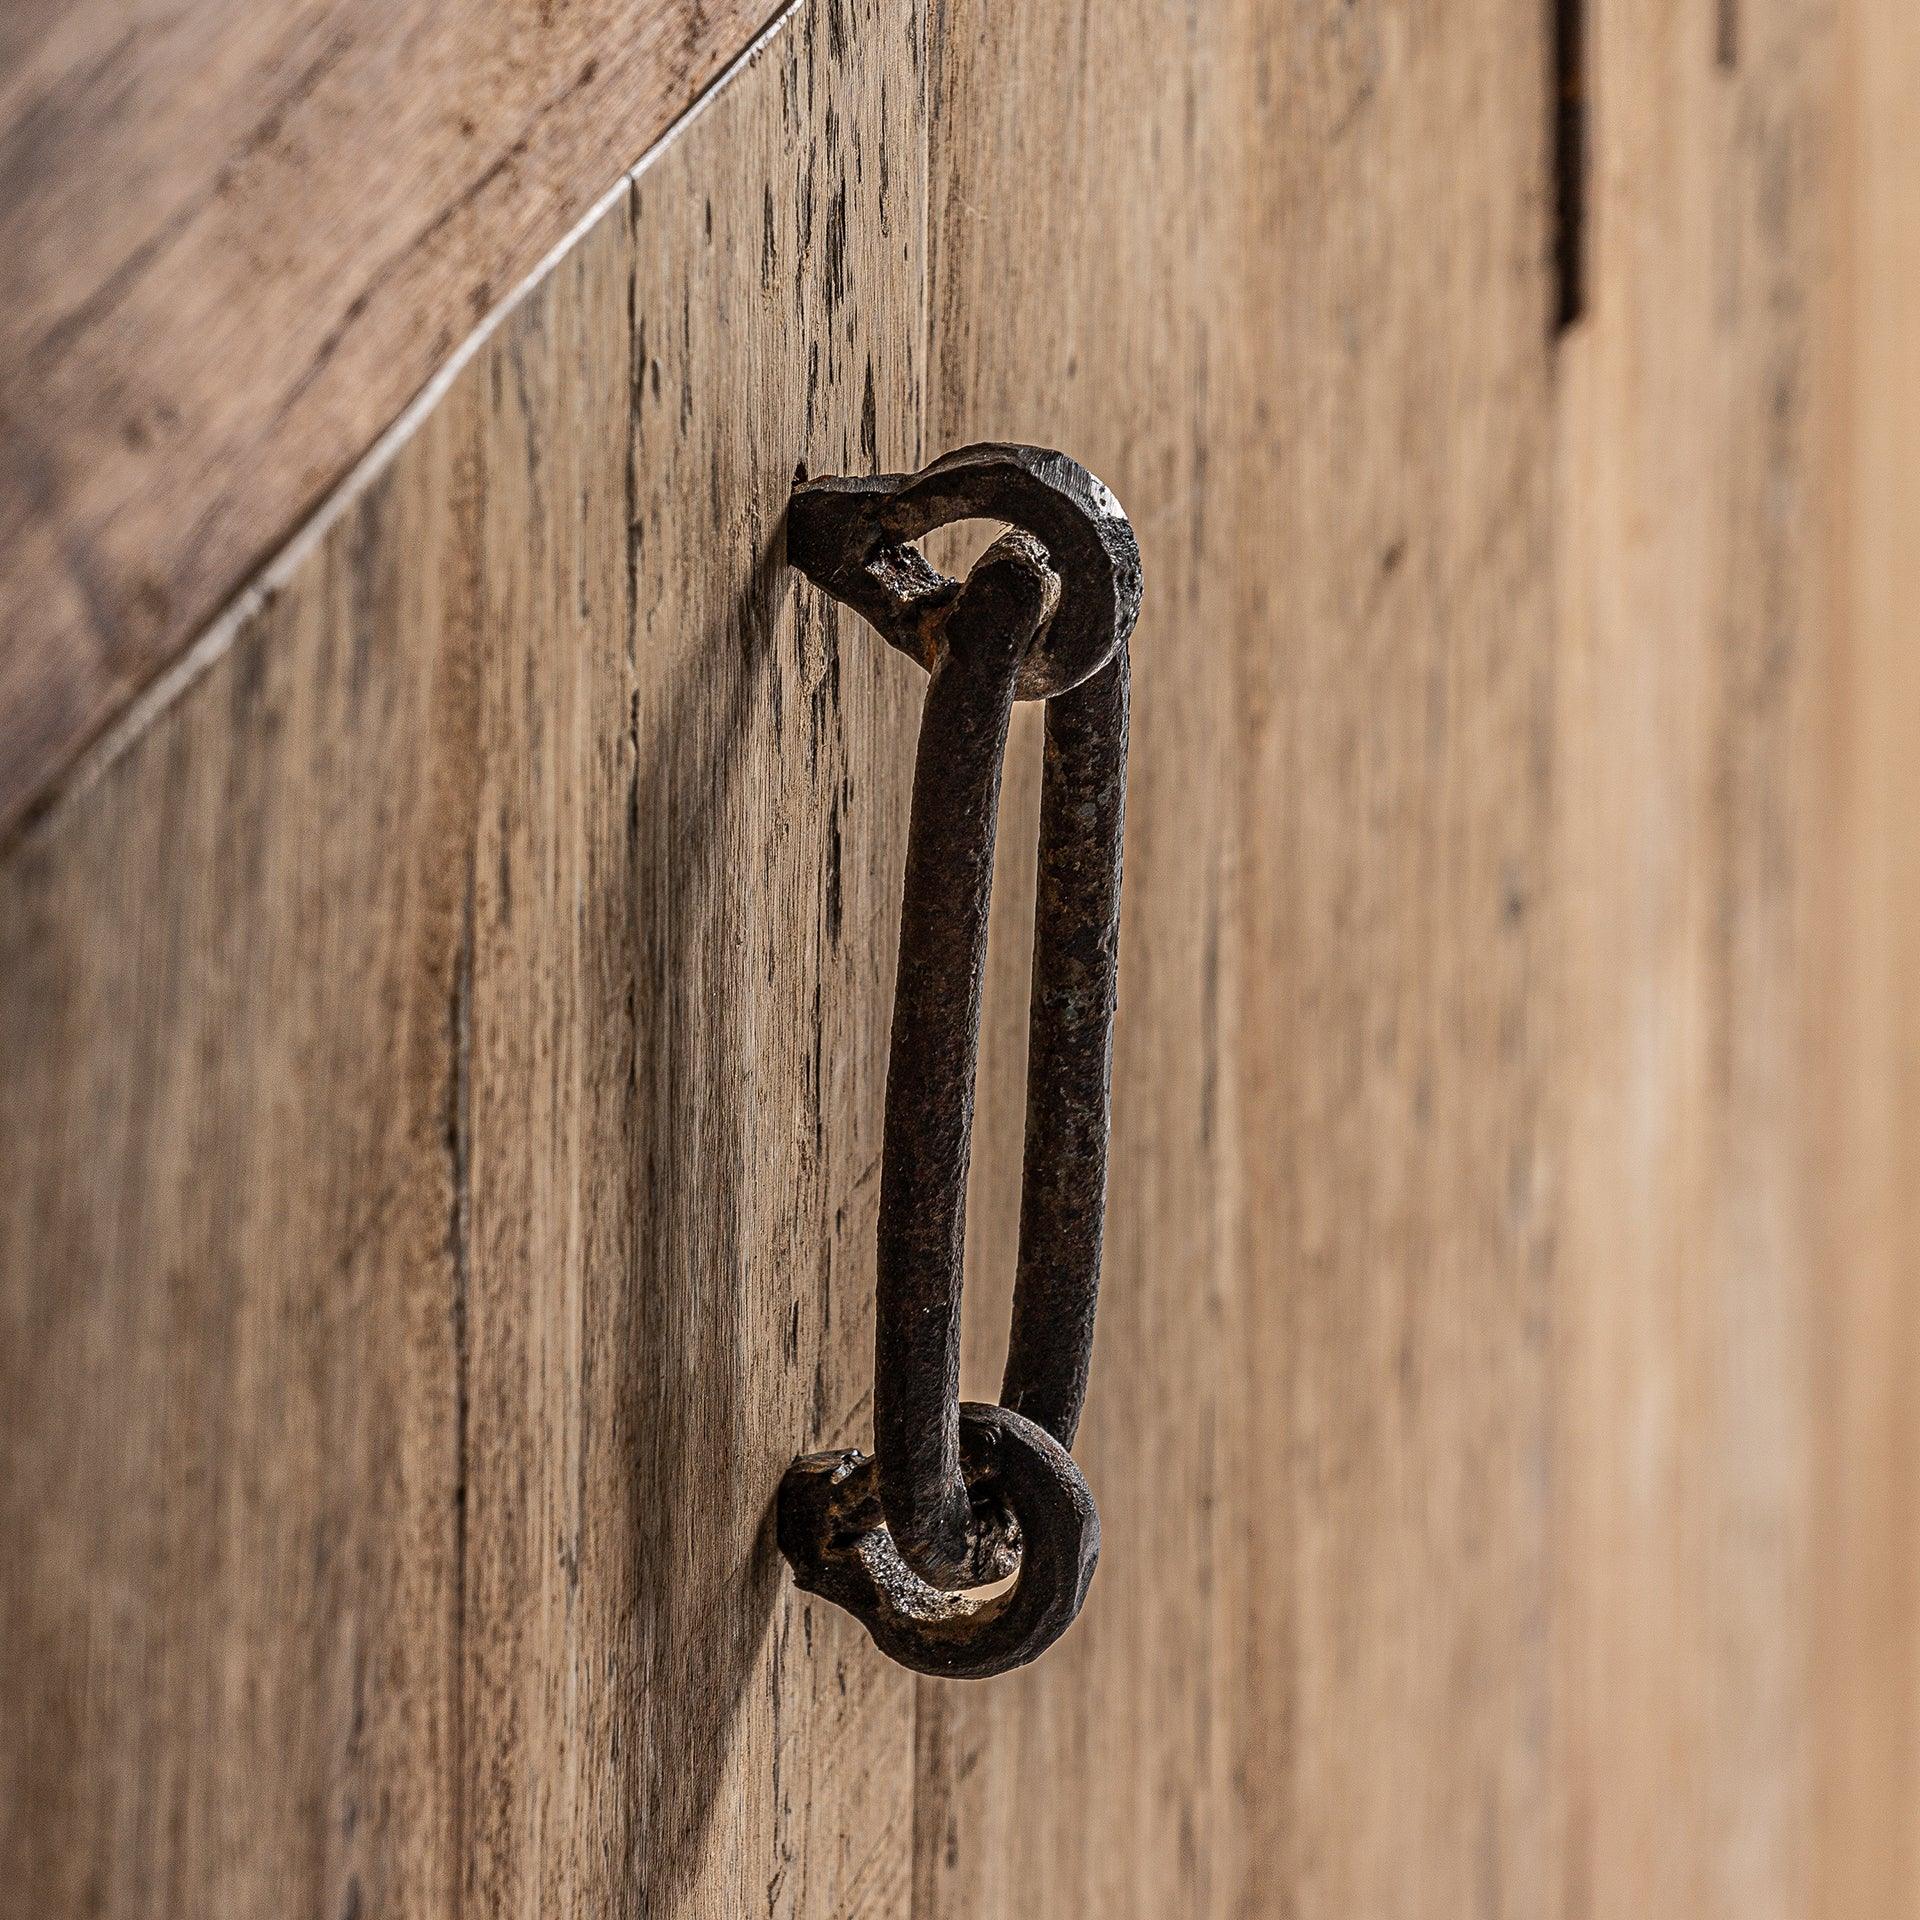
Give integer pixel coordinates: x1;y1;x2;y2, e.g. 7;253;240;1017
4;0;1916;1914
0;4;930;1912
1547;1;1907;1915
1811;4;1920;1912
917;2;1560;1914
0;0;773;838
922;1;1919;1915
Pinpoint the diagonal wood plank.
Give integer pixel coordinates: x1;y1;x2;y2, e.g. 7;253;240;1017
0;0;777;839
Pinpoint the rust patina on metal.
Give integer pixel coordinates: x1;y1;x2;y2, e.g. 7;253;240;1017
778;444;1140;1679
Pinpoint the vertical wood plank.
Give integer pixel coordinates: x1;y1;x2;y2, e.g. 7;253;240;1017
917;3;1559;1915
0;336;479;1920
1551;0;1848;1912
585;12;931;1908
916;3;1249;1910
0;5;931;1913
1225;8;1559;1914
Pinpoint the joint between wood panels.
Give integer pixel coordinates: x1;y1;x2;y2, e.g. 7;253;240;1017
1552;0;1589;332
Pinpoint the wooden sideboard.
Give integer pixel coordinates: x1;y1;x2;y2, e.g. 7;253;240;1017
3;1;1915;1912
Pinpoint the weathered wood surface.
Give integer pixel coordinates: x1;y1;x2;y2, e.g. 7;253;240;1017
0;3;930;1911
920;2;1558;1913
3;0;1917;1914
1812;3;1920;1912
924;0;1917;1914
1550;2;1917;1916
0;0;771;838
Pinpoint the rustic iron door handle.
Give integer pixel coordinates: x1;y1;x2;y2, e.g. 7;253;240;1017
777;444;1141;1678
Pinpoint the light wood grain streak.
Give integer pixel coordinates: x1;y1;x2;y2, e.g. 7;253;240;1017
1810;0;1920;1912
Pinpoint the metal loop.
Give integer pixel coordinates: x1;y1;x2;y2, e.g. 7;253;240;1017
777;1405;1099;1681
778;444;1138;1679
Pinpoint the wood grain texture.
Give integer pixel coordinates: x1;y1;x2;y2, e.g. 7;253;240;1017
0;0;775;839
921;1;1918;1915
916;2;1558;1915
1811;4;1920;1912
1550;1;1872;1914
5;0;1918;1913
917;0;1253;1892
0;3;931;1911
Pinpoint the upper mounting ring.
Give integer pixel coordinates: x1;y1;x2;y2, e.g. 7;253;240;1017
787;442;1143;700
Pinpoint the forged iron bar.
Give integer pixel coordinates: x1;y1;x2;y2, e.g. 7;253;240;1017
777;444;1140;1679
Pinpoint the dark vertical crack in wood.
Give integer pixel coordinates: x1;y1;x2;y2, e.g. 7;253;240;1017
445;852;476;1920
1552;0;1589;330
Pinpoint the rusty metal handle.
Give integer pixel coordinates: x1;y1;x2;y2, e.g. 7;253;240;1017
776;444;1140;1679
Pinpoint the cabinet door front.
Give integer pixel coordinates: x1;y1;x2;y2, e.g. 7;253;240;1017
3;1;1915;1916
